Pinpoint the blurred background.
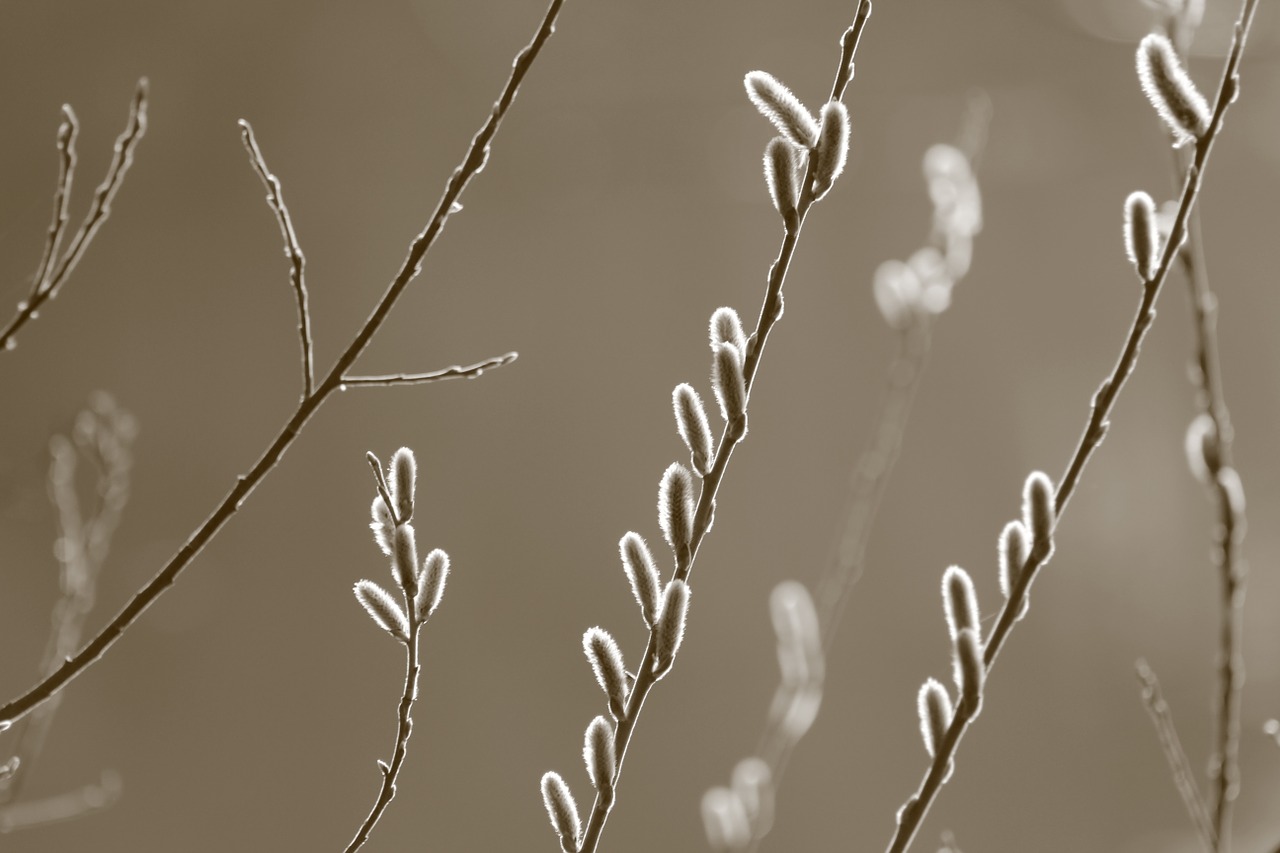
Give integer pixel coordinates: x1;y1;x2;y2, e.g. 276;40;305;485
1;0;1278;850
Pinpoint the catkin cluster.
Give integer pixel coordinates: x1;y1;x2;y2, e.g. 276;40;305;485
354;448;450;643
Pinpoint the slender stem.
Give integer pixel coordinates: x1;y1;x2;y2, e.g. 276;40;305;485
341;351;518;387
1;81;146;353
884;2;1259;850
1167;93;1244;853
344;613;422;852
574;6;873;851
0;0;565;728
240;120;315;400
32;106;79;296
1135;660;1217;852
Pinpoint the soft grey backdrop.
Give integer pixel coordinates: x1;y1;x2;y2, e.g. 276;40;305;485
1;1;1278;851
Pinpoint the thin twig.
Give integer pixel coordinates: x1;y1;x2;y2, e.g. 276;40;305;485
0;0;564;728
1162;35;1245;847
344;601;422;852
575;5;874;851
1135;659;1217;852
884;1;1259;849
341;351;518;387
2;81;147;353
31;107;78;299
240;120;315;399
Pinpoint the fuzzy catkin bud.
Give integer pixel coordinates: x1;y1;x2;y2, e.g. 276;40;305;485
955;628;985;715
702;786;750;851
389;447;416;522
711;343;747;429
654;579;690;678
584;627;629;720
744;70;819;149
390;523;419;595
370;496;394;556
414;548;449;622
1218;467;1246;518
710;307;747;356
811;101;850;200
1184;412;1218;485
1124;191;1159;281
583;715;617;797
540;771;581;853
764;137;800;228
731;757;773;828
941;566;979;643
354;579;409;642
620;532;662;628
998;521;1031;620
917;677;953;758
1136;33;1210;146
673;384;714;476
658;462;696;554
1022;471;1056;558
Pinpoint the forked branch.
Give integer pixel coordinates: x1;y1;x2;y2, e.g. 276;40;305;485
0;0;565;729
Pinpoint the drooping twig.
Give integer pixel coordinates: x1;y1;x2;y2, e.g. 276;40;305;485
1;80;148;353
885;2;1260;850
0;0;564;729
1135;659;1217;852
240;120;315;399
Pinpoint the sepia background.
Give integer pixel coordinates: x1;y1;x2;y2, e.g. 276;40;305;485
1;1;1279;851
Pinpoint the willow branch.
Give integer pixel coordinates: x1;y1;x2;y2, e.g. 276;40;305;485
884;2;1259;849
0;0;565;728
575;5;874;851
1;80;147;353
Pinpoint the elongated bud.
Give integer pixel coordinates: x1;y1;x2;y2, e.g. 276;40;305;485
1124;191;1159;281
710;307;747;356
711;343;747;431
1136;33;1210;146
811;101;850;200
658;462;696;554
620;532;662;628
390;523;419;595
744;70;818;149
389;446;416;522
653;579;690;678
354;579;409;642
917;677;953;758
998;521;1031;620
702;786;750;851
942;566;979;642
583;715;617;798
1218;467;1246;517
771;580;823;688
1184;412;1218;485
540;771;582;853
673;383;714;475
584;627;629;719
370;496;394;556
872;260;922;332
763;137;800;229
955;628;985;715
414;548;449;622
731;757;773;830
1022;471;1055;558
